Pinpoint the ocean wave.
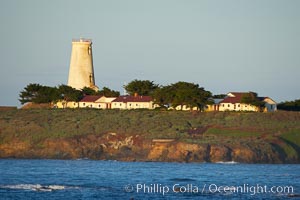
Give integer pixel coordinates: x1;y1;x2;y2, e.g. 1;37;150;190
0;184;70;192
215;161;239;164
75;157;89;160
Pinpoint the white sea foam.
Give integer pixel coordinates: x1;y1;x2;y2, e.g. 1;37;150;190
48;185;65;190
0;184;67;192
76;157;89;160
216;161;239;164
0;184;39;190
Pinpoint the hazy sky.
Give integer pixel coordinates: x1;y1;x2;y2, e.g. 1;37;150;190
0;0;299;106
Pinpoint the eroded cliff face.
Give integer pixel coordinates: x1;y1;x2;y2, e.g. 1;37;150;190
0;132;297;163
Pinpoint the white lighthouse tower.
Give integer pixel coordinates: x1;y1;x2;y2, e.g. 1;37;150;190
67;38;98;91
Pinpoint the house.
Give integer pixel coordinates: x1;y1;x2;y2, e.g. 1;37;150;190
218;92;258;111
259;97;277;112
79;95;103;109
172;105;199;111
55;101;79;108
205;99;224;111
111;95;154;110
55;92;276;112
97;96;117;109
217;92;277;112
79;95;116;109
55;95;117;109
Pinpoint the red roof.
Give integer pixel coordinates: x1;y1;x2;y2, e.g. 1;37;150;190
112;95;153;103
80;95;102;102
220;92;275;104
220;92;247;104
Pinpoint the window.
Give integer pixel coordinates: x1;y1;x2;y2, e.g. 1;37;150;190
89;74;92;83
238;104;240;107
129;103;131;106
270;105;273;109
99;105;101;108
222;104;225;107
228;104;230;107
83;103;85;106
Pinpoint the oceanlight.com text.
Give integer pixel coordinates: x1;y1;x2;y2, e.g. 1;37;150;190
124;183;294;196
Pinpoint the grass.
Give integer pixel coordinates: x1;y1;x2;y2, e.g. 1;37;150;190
204;127;262;137
280;129;300;145
0;109;299;148
278;129;300;160
0;109;299;162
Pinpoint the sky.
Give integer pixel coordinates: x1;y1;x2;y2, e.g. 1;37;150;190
0;0;299;106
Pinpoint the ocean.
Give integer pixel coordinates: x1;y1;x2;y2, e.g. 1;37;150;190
0;159;299;199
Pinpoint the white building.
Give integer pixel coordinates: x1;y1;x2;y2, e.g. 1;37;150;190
68;38;98;91
79;95;116;109
111;95;154;110
217;92;277;112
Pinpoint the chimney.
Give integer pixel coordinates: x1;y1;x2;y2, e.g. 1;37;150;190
134;93;138;97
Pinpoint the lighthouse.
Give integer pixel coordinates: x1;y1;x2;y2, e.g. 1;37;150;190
67;38;99;91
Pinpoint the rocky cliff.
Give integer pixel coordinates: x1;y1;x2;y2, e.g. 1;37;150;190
0;132;298;163
0;109;299;163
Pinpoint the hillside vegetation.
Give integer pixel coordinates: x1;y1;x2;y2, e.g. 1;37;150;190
0;109;299;163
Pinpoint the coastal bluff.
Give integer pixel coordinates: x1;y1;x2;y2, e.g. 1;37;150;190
0;109;299;163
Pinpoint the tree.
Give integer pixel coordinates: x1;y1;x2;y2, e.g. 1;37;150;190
81;86;120;97
152;81;212;111
98;87;120;97
81;87;97;95
152;86;173;108
170;82;212;111
36;86;60;103
58;85;83;102
124;79;159;96
213;94;226;99
277;99;300;111
19;83;42;104
241;92;265;111
19;83;60;104
19;83;85;107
